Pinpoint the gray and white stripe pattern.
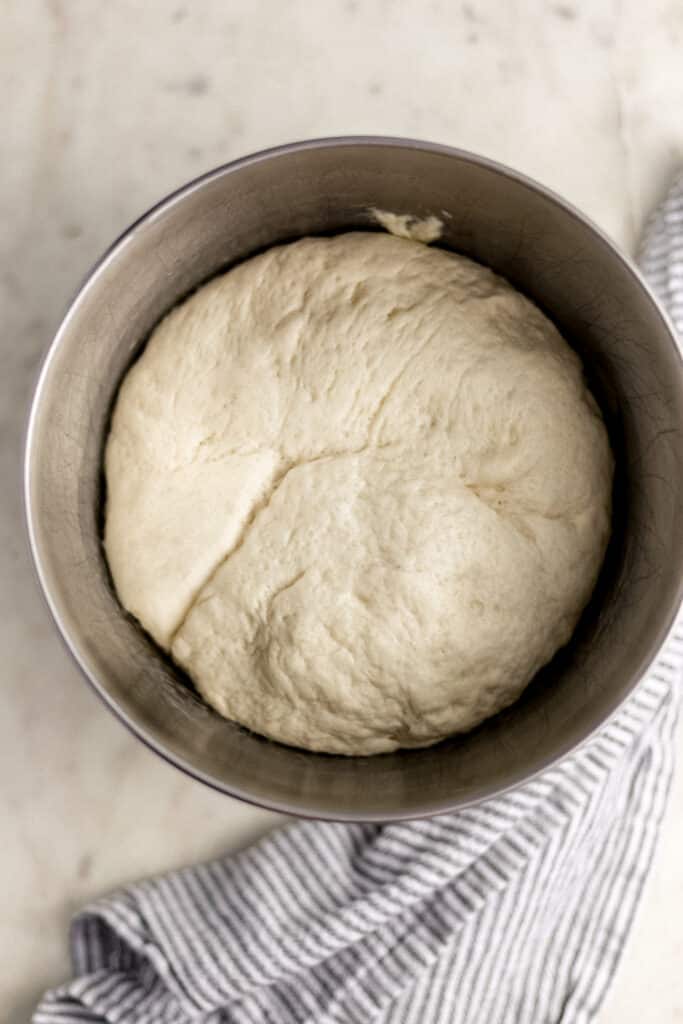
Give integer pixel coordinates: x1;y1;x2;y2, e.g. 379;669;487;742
639;173;683;336
35;174;683;1024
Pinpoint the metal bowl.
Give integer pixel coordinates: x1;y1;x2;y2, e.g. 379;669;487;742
25;137;683;820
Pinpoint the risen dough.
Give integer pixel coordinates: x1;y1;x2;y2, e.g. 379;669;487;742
104;233;612;755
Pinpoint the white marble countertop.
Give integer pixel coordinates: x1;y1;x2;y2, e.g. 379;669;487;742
3;1;682;1020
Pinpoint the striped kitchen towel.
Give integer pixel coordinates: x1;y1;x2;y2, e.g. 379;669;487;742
34;175;683;1024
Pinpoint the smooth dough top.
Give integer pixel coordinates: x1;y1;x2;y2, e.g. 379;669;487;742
104;232;613;755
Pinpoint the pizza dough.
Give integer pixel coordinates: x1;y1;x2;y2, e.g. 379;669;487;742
104;232;613;755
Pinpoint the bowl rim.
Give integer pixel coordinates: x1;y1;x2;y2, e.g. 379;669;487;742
24;134;683;821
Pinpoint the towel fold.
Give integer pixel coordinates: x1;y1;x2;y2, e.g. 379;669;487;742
35;174;683;1024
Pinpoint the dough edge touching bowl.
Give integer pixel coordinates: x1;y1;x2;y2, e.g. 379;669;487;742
24;136;683;820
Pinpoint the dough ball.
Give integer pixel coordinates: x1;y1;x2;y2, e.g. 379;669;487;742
104;233;613;755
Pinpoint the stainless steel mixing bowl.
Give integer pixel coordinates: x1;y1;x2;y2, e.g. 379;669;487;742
25;137;683;820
